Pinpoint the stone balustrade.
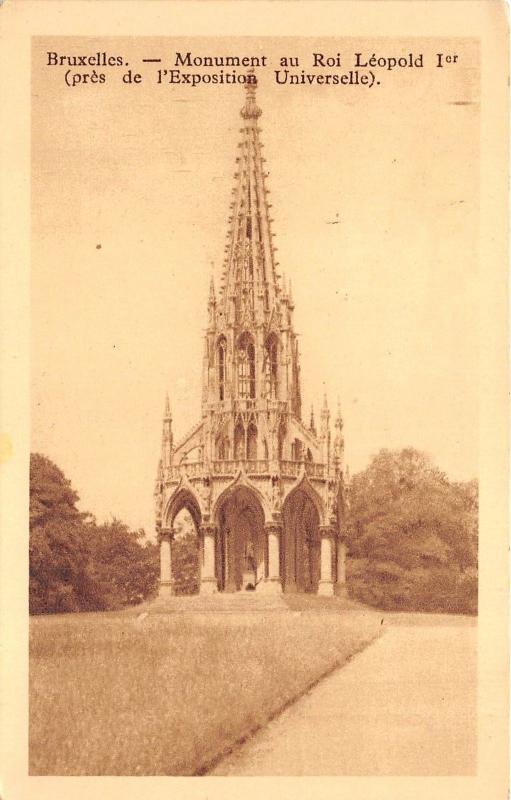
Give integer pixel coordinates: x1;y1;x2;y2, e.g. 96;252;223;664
165;458;326;482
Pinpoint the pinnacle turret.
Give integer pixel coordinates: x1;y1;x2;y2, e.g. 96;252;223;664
161;393;173;468
310;405;316;436
208;272;217;328
208;273;216;305
333;400;344;467
164;392;171;420
335;399;343;431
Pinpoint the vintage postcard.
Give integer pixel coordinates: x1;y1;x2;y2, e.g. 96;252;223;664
0;2;508;799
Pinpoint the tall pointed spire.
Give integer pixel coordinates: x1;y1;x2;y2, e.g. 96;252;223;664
333;399;344;470
219;70;280;324
209;272;216;305
310;405;316;436
155;75;347;597
161;393;173;468
208;269;216;327
335;399;343;431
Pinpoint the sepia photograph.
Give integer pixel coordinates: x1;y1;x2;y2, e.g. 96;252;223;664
0;4;508;797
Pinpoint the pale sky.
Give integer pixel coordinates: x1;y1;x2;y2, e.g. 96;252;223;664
31;36;479;535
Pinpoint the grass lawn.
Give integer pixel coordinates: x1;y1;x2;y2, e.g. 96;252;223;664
30;603;381;775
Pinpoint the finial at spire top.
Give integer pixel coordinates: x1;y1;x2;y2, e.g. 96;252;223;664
241;69;262;120
164;392;171;419
335;398;343;429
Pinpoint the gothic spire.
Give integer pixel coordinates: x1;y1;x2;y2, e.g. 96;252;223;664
161;393;173;468
333;400;344;467
335;399;343;431
218;71;280;325
209;272;216;305
164;392;171;420
310;404;316;436
208;271;217;327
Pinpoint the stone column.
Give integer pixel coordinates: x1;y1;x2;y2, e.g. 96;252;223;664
284;527;298;594
200;523;218;594
318;526;335;596
223;527;237;593
261;523;282;593
335;537;348;597
159;529;174;598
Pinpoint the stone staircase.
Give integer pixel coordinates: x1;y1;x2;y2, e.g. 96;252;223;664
149;591;288;614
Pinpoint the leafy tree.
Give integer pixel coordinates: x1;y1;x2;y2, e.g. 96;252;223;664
171;511;200;595
86;520;159;608
347;448;478;614
30;453;84;528
29;453;159;614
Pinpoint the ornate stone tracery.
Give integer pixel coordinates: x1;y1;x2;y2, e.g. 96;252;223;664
154;74;347;597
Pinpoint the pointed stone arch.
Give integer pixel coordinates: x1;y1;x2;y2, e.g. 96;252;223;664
160;483;203;597
247;421;258;460
234;419;245;460
163;482;202;531
282;478;322;594
237;332;256;399
283;472;325;523
212;475;269;592
212;470;271;525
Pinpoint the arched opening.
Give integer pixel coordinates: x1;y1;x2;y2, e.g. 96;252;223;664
216;486;265;592
247;423;258;461
306;448;313;462
282;488;321;593
171;508;200;595
217;336;227;401
264;335;279;399
237;333;255;399
165;489;202;595
234;420;245;460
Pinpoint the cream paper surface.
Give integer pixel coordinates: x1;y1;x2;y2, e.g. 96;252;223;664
0;1;508;798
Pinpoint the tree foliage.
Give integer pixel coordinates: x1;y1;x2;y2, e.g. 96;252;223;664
346;448;478;614
29;454;159;614
167;510;200;595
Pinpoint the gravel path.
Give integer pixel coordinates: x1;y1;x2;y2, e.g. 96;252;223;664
210;622;477;775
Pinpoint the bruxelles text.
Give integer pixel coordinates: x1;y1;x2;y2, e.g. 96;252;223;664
45;50;453;89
